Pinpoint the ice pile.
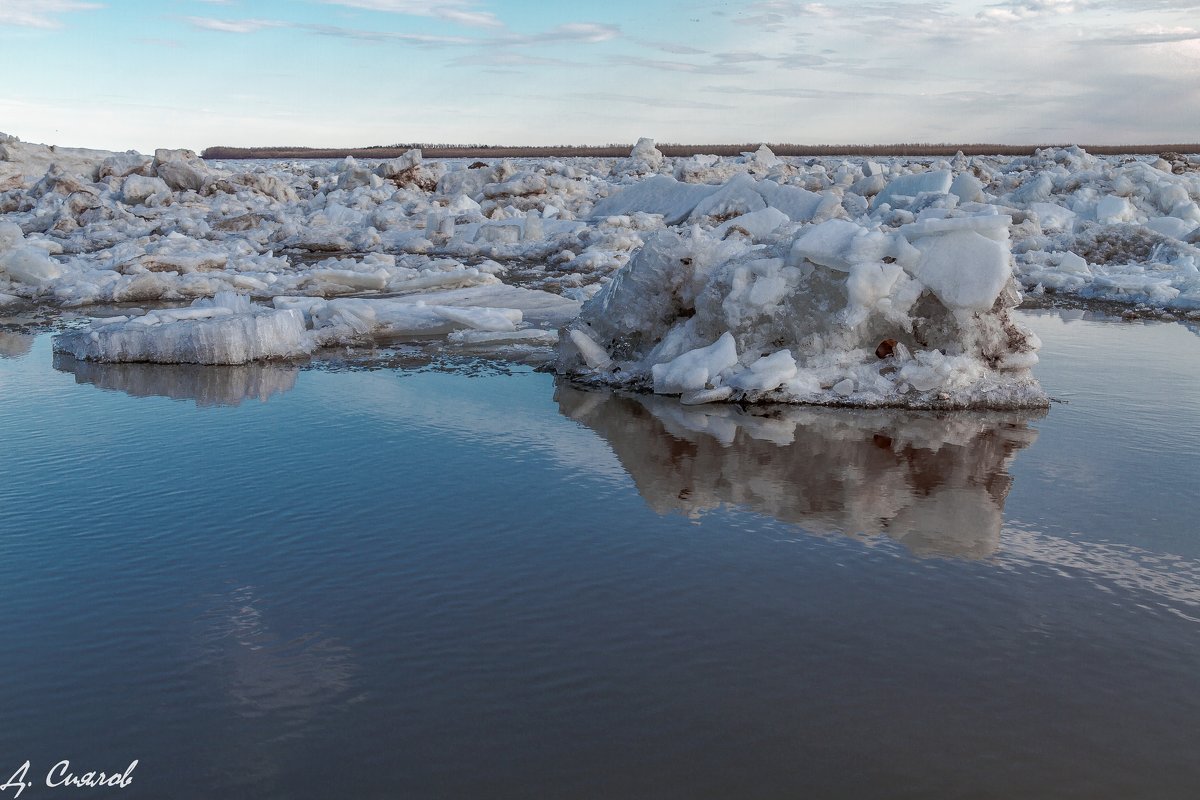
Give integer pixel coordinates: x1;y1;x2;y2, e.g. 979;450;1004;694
4;129;1199;373
994;147;1200;309
557;381;1042;558
557;212;1045;409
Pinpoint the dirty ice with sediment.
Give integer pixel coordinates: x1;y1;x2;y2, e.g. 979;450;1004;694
3;132;1199;409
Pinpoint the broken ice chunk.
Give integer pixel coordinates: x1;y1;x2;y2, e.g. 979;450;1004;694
688;173;767;222
1030;202;1076;233
569;328;614;370
898;214;1011;243
121;174;171;206
1;246;61;285
651;332;738;395
845;261;906;326
589;175;720;225
0;221;62;286
950;173;985;204
430;305;521;332
757;180;825;222
681;386;734;405
1057;252;1091;275
728;349;797;392
557;224;1043;410
788;219;863;272
909;230;1012;311
1144;216;1198;240
713;207;790;241
873;169;953;210
832;378;855;396
448;329;559;347
1096;195;1134;224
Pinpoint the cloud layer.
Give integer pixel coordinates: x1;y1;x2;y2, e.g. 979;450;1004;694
2;0;1197;150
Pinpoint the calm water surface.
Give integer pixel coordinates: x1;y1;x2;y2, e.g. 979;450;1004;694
1;309;1198;799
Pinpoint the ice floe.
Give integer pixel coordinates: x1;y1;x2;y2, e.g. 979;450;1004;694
53;292;312;364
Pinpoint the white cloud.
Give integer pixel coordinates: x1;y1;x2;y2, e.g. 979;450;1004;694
316;0;505;29
627;37;708;55
180;16;619;52
520;22;620;44
608;55;751;75
318;0;469;11
1077;25;1200;43
978;0;1093;22
183;16;284;34
451;51;577;68
703;84;887;100
0;0;102;28
712;50;829;69
578;91;735;111
478;22;621;46
298;23;473;45
433;8;503;28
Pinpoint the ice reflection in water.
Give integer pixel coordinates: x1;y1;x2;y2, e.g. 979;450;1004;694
557;380;1043;559
0;330;34;358
53;353;299;407
193;586;356;722
187;586;358;789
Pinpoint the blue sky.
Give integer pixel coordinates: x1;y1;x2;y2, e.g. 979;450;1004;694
1;0;1198;152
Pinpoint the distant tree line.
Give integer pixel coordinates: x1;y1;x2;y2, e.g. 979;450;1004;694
200;142;1200;160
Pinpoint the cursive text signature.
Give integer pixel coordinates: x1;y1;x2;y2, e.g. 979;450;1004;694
1;761;138;798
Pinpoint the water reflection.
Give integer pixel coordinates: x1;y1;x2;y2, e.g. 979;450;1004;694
53;354;298;407
556;381;1044;559
188;586;358;788
0;331;34;359
193;586;357;723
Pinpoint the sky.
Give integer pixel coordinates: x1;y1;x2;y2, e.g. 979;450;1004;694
1;0;1198;153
